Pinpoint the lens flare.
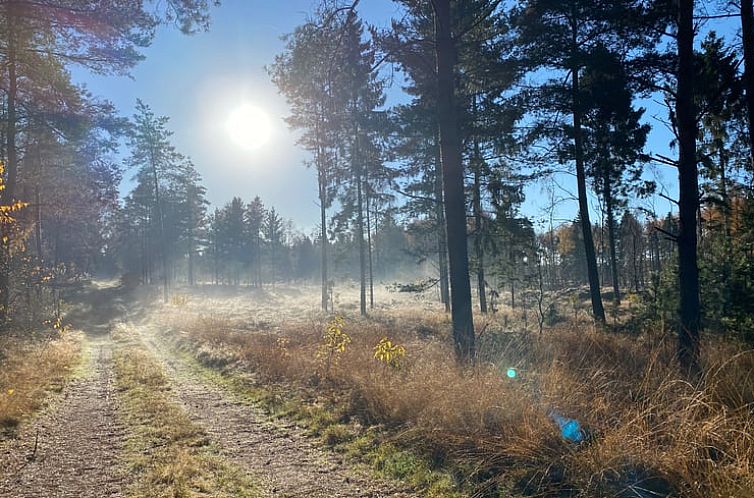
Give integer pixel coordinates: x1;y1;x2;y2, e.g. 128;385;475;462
506;368;518;379
549;411;585;443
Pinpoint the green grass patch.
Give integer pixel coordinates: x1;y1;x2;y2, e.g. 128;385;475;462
344;431;464;498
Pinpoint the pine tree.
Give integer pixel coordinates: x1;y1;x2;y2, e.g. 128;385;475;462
675;0;701;372
510;0;660;323
245;196;266;287
270;6;347;311
264;207;285;287
581;48;651;305
126;100;184;302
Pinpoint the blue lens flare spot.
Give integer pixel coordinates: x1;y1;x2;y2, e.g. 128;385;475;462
550;411;585;443
561;419;584;443
506;368;517;379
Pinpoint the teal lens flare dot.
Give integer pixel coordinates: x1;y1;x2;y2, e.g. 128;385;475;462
506;368;517;379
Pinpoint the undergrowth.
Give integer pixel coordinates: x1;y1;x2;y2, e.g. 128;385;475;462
0;332;83;433
158;302;754;498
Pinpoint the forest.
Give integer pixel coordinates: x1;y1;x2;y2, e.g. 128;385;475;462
1;1;754;497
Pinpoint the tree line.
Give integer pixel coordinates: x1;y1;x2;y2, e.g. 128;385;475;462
0;1;215;327
269;0;754;371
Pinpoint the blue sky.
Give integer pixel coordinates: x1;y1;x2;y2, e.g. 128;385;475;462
71;1;739;233
72;0;404;233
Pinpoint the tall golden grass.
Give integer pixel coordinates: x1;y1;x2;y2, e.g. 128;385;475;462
158;294;754;498
0;333;82;431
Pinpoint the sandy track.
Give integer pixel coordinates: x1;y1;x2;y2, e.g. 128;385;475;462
0;281;419;498
139;326;418;498
0;337;127;498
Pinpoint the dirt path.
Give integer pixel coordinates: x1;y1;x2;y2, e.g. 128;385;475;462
0;336;127;498
0;282;419;498
137;325;418;498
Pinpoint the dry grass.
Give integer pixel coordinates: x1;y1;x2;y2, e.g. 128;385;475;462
0;332;82;432
156;286;754;498
112;328;260;498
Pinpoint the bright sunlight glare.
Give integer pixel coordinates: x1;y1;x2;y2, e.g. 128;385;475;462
226;104;272;150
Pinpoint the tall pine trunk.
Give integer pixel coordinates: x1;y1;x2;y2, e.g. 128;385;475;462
256;235;262;287
356;165;367;316
472;143;487;313
318;155;329;312
434;137;450;312
676;0;701;372
34;187;42;260
571;63;606;323
741;0;754;171
4;17;18;208
150;160;168;303
188;232;195;286
435;0;475;360
1;10;18;322
604;168;621;305
365;176;374;309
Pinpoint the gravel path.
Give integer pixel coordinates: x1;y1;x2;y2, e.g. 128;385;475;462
0;337;127;498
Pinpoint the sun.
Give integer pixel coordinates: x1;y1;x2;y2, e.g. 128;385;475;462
226;104;272;150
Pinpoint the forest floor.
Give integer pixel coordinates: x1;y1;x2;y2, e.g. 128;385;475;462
0;282;418;498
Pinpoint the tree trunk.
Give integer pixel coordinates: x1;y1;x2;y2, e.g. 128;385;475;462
741;0;754;171
572;65;606;323
4;15;18;207
34;187;43;260
188;232;195;286
151;161;168;303
365;179;374;309
356;165;367;317
604;169;621;305
676;0;701;373
140;224;147;284
318;160;329;312
213;236;219;285
270;241;276;287
187;196;195;286
1;10;18;322
510;279;515;309
256;235;262;286
434;137;450;312
434;0;475;360
472;144;487;313
632;233;640;292
720;153;731;249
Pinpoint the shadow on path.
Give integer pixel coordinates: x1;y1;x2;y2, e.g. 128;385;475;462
63;281;151;335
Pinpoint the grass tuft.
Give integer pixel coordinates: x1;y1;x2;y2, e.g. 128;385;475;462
0;332;82;433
